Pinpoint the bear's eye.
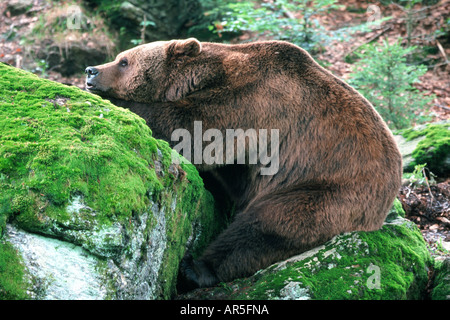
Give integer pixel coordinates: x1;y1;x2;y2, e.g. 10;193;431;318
119;58;128;67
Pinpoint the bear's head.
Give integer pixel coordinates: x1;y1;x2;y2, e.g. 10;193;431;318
85;38;213;103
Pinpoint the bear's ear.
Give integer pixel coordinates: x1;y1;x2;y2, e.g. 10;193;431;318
166;38;202;60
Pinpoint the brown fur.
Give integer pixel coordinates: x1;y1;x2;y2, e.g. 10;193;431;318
86;38;402;289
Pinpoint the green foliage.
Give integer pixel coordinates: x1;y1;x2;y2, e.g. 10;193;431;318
197;0;390;53
403;163;436;186
81;0;139;50
131;20;157;46
379;0;440;8
379;0;442;51
435;17;450;39
30;1;114;40
205;0;341;53
349;39;433;130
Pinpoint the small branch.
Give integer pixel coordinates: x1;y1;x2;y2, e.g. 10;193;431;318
141;15;147;44
436;40;449;63
422;167;435;205
345;26;391;56
436;217;450;227
405;186;412;198
434;103;450;111
430;61;450;72
282;6;297;20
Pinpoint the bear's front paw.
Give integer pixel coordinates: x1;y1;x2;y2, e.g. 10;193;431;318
178;253;199;292
177;253;219;293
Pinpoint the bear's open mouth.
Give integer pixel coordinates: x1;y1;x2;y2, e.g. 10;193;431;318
85;81;98;91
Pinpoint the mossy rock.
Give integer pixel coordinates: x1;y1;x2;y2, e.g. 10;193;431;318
394;121;450;177
0;63;220;299
179;202;434;300
0;241;29;300
431;258;450;300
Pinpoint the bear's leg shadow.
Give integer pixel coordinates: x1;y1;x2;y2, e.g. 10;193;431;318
180;186;349;289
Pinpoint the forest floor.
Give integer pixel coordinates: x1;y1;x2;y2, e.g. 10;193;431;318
322;0;450;124
0;0;449;259
400;180;450;259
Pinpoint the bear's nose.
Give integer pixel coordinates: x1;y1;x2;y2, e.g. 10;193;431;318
85;67;99;78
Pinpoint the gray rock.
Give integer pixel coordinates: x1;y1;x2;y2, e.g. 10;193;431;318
279;282;311;300
6;224;107;300
394;134;426;171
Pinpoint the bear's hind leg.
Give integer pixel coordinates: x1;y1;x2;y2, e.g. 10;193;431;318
180;187;345;289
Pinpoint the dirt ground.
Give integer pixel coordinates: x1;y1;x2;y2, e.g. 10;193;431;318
399;180;450;258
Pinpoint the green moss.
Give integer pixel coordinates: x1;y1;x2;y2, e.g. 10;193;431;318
0;242;29;300
431;259;450;300
0;62;163;230
399;122;450;175
157;152;225;299
385;198;405;222
198;217;432;300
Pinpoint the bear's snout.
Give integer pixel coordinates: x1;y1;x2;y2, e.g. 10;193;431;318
85;66;99;91
85;67;99;78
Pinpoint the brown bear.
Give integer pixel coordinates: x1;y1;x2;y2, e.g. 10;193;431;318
85;38;403;290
